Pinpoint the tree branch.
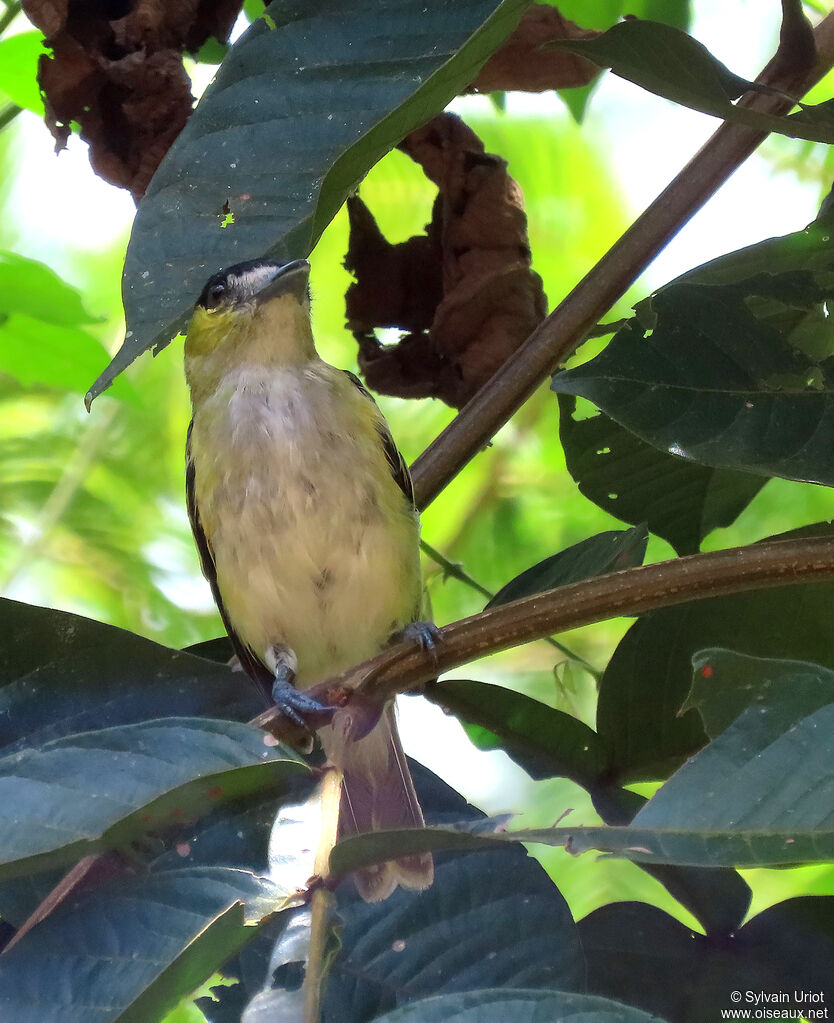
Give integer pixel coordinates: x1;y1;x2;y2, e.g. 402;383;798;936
253;534;834;737
410;11;834;511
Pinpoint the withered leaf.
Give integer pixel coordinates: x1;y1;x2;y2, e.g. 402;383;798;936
346;113;547;409
21;0;243;199
471;4;601;94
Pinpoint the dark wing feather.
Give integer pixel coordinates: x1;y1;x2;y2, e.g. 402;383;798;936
186;422;273;696
344;371;415;509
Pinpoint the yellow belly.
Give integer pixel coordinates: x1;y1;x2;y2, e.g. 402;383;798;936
191;364;421;686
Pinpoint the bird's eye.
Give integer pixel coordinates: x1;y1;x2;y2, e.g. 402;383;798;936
206;282;226;309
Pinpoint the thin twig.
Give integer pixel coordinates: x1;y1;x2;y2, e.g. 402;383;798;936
302;768;341;1023
410;12;834;511
0;104;22;132
420;539;600;675
253;534;834;739
0;2;20;36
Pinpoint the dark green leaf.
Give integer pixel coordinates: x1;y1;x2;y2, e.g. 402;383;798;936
370;989;667;1022
487;524;647;607
428;678;610;784
590;786;751;935
334;692;834;871
686;648;834;739
209;763;585;1022
0;717;306;879
550;19;834;142
558;395;766;554
0;867;290;1023
0;598;266;751
552;252;834;486
87;0;529;404
596;573;834;783
580;898;834;1020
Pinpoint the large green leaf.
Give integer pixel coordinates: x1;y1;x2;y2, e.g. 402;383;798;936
553;274;834;486
370;989;667;1022
550;19;834;142
685;648;834;739
596;564;834;783
486;525;647;606
0;867;291;1023
0;717;306;879
0;598;266;750
558;395;766;555
203;764;586;1022
332;695;834;871
552;206;834;487
86;0;529;404
580;898;834;1020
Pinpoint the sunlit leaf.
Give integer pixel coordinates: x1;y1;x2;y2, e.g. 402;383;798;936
0;33;45;115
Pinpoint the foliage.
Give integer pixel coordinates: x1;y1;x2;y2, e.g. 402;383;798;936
2;1;834;1022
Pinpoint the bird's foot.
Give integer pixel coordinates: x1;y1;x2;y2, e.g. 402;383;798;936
390;620;441;663
266;643;337;732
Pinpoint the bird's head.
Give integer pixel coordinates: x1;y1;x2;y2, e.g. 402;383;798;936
185;258;313;393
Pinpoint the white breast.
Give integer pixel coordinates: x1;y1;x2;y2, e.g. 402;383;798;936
192;366;421;687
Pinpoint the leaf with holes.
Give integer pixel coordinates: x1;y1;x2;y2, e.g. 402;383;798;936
86;0;530;404
558;395;766;555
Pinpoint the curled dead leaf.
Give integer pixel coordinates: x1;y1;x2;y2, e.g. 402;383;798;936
346;113;547;408
471;4;601;94
21;0;242;199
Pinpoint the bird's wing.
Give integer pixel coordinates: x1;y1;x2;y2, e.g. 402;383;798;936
186;422;273;692
344;371;415;509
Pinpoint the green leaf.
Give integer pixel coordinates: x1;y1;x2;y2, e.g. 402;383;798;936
0;33;45;115
0;252;98;327
206;763;585;1022
550;19;834;143
486;524;647;607
370;989;668;1022
552;215;834;487
579;898;834;1019
686;648;834;739
0;598;266;749
596;568;834;783
0;867;291;1023
86;0;529;404
0;717;306;879
428;679;610;784
558;395;766;554
0;314;133;398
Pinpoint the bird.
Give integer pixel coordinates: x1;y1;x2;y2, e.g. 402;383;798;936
183;256;434;901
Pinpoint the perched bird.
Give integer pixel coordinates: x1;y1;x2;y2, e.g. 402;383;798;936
183;257;434;901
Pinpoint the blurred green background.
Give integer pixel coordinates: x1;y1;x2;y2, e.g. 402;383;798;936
1;10;833;1011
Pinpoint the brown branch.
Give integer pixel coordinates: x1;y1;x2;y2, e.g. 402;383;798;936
410;11;834;511
253;534;834;738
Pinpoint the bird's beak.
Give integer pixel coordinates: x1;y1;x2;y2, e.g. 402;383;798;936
254;259;311;304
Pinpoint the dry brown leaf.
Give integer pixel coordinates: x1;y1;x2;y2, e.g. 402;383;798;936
345;113;547;409
21;0;242;199
471;4;600;94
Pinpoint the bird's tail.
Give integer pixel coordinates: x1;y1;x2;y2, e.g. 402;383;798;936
323;704;434;902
